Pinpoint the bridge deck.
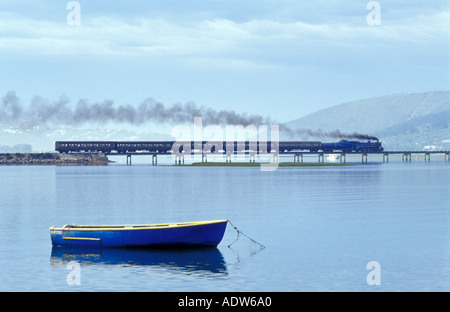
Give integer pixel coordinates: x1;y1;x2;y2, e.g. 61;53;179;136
104;150;449;155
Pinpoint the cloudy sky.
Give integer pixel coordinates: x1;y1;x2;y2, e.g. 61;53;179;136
0;0;449;133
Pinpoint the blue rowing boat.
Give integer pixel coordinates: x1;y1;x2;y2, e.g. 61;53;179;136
49;220;228;248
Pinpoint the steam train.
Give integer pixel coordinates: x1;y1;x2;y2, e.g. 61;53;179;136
55;139;383;154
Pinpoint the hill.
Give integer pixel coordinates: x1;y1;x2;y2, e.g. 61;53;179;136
283;91;450;150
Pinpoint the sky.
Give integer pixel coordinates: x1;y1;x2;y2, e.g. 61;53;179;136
0;1;449;148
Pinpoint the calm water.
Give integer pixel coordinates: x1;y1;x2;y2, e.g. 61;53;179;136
0;157;448;291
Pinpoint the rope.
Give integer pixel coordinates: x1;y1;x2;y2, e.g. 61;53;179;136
227;220;266;250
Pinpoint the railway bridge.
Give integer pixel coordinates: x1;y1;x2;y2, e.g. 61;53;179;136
109;150;450;165
286;150;450;164
54;141;449;165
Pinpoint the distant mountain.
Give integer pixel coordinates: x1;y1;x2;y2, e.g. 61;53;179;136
0;144;33;153
376;109;450;137
283;91;450;150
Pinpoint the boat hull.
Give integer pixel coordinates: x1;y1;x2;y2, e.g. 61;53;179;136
50;220;228;248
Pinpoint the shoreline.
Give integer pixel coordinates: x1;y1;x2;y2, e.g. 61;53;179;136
0;153;113;165
0;154;351;167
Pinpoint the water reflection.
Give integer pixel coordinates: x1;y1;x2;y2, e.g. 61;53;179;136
50;247;228;277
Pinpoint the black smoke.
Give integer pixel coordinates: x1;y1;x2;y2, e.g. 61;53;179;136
1;91;378;141
279;127;379;141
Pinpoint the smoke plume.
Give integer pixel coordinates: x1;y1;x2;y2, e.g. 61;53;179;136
278;126;379;141
1;91;378;141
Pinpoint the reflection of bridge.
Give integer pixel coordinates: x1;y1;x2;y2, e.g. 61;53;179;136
107;150;450;165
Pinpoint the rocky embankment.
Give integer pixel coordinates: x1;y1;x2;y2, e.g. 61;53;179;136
0;153;112;165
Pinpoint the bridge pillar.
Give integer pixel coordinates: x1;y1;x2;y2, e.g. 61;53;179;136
362;154;368;163
402;154;410;162
318;153;324;163
294;154;302;163
273;153;279;163
174;155;184;165
402;153;411;162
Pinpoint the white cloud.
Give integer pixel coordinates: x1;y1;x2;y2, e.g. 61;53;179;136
0;9;448;68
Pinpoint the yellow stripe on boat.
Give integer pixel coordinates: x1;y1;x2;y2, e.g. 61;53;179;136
63;237;101;241
50;220;228;231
